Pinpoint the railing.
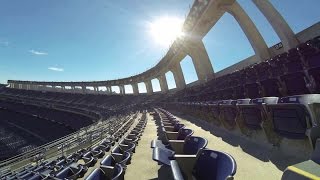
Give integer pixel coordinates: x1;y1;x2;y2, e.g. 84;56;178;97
0;113;135;172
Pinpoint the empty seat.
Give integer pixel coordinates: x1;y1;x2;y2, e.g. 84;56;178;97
152;136;208;165
238;97;278;130
170;149;237;180
100;152;131;167
280;72;311;95
85;164;123;180
55;163;86;179
267;94;320;141
220;100;243;129
111;142;136;155
151;128;194;149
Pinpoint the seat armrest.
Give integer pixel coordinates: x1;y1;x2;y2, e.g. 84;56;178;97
169;140;185;154
111;153;123;163
174;154;197;177
164;126;174;132
166;132;179;140
100;165;114;179
170;160;184;180
120;144;129;150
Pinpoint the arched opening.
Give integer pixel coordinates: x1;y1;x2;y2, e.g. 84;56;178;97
111;86;120;94
180;56;198;84
99;86;107;92
138;82;147;93
151;79;161;92
165;71;176;90
203;13;255;72
125;85;133;94
237;0;280;47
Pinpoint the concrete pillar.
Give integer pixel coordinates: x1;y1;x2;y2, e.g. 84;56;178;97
71;86;75;93
171;63;186;90
132;83;139;95
158;75;168;93
144;80;153;95
81;86;86;94
119;85;125;95
252;0;298;51
182;40;214;82
223;1;270;61
106;86;112;94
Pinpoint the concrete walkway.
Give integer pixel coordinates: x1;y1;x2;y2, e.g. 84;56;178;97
125;113;173;180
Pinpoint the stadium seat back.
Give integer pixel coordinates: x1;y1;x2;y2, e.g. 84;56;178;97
192;149;237;180
177;128;194;140
183;136;208;155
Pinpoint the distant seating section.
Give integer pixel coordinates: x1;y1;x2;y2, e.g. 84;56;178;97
159;37;320;150
1;112;147;180
0;100;94;129
151;108;237;180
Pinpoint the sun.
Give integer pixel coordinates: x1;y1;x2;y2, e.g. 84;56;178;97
148;16;185;47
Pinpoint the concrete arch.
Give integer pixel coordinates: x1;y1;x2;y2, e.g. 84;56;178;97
165;71;176;90
111;86;120;94
251;0;298;51
203;13;255;71
180;55;199;84
221;1;270;62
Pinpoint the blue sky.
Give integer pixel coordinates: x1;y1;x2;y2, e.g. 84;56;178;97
0;0;319;93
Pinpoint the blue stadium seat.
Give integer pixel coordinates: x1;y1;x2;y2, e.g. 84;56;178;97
111;142;136;155
100;152;131;167
266;94;320;144
152;136;208;165
170;149;237;180
237;97;278;130
151;128;194;149
85;164;124;180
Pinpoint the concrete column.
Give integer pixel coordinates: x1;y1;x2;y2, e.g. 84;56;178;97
158;74;168;93
182;40;214;82
171;63;186;90
132;83;139;95
144;80;153;95
81;86;86;94
252;0;298;51
106;86;112;94
71;86;75;93
223;1;270;61
119;85;125;95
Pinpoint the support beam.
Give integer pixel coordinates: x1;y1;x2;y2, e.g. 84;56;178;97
144;80;153;95
119;85;125;95
158;75;168;93
132;83;139;95
71;86;76;93
181;39;214;82
171;63;186;90
81;86;86;94
222;1;270;61
252;0;298;51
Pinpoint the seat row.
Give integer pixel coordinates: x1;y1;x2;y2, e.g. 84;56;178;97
151;108;237;180
85;112;148;180
165;94;320;149
1;113;140;180
175;36;320;103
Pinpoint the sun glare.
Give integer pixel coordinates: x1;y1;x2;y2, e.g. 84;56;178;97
149;16;184;47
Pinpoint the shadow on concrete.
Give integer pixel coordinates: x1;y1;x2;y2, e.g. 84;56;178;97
149;165;174;180
171;111;307;171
